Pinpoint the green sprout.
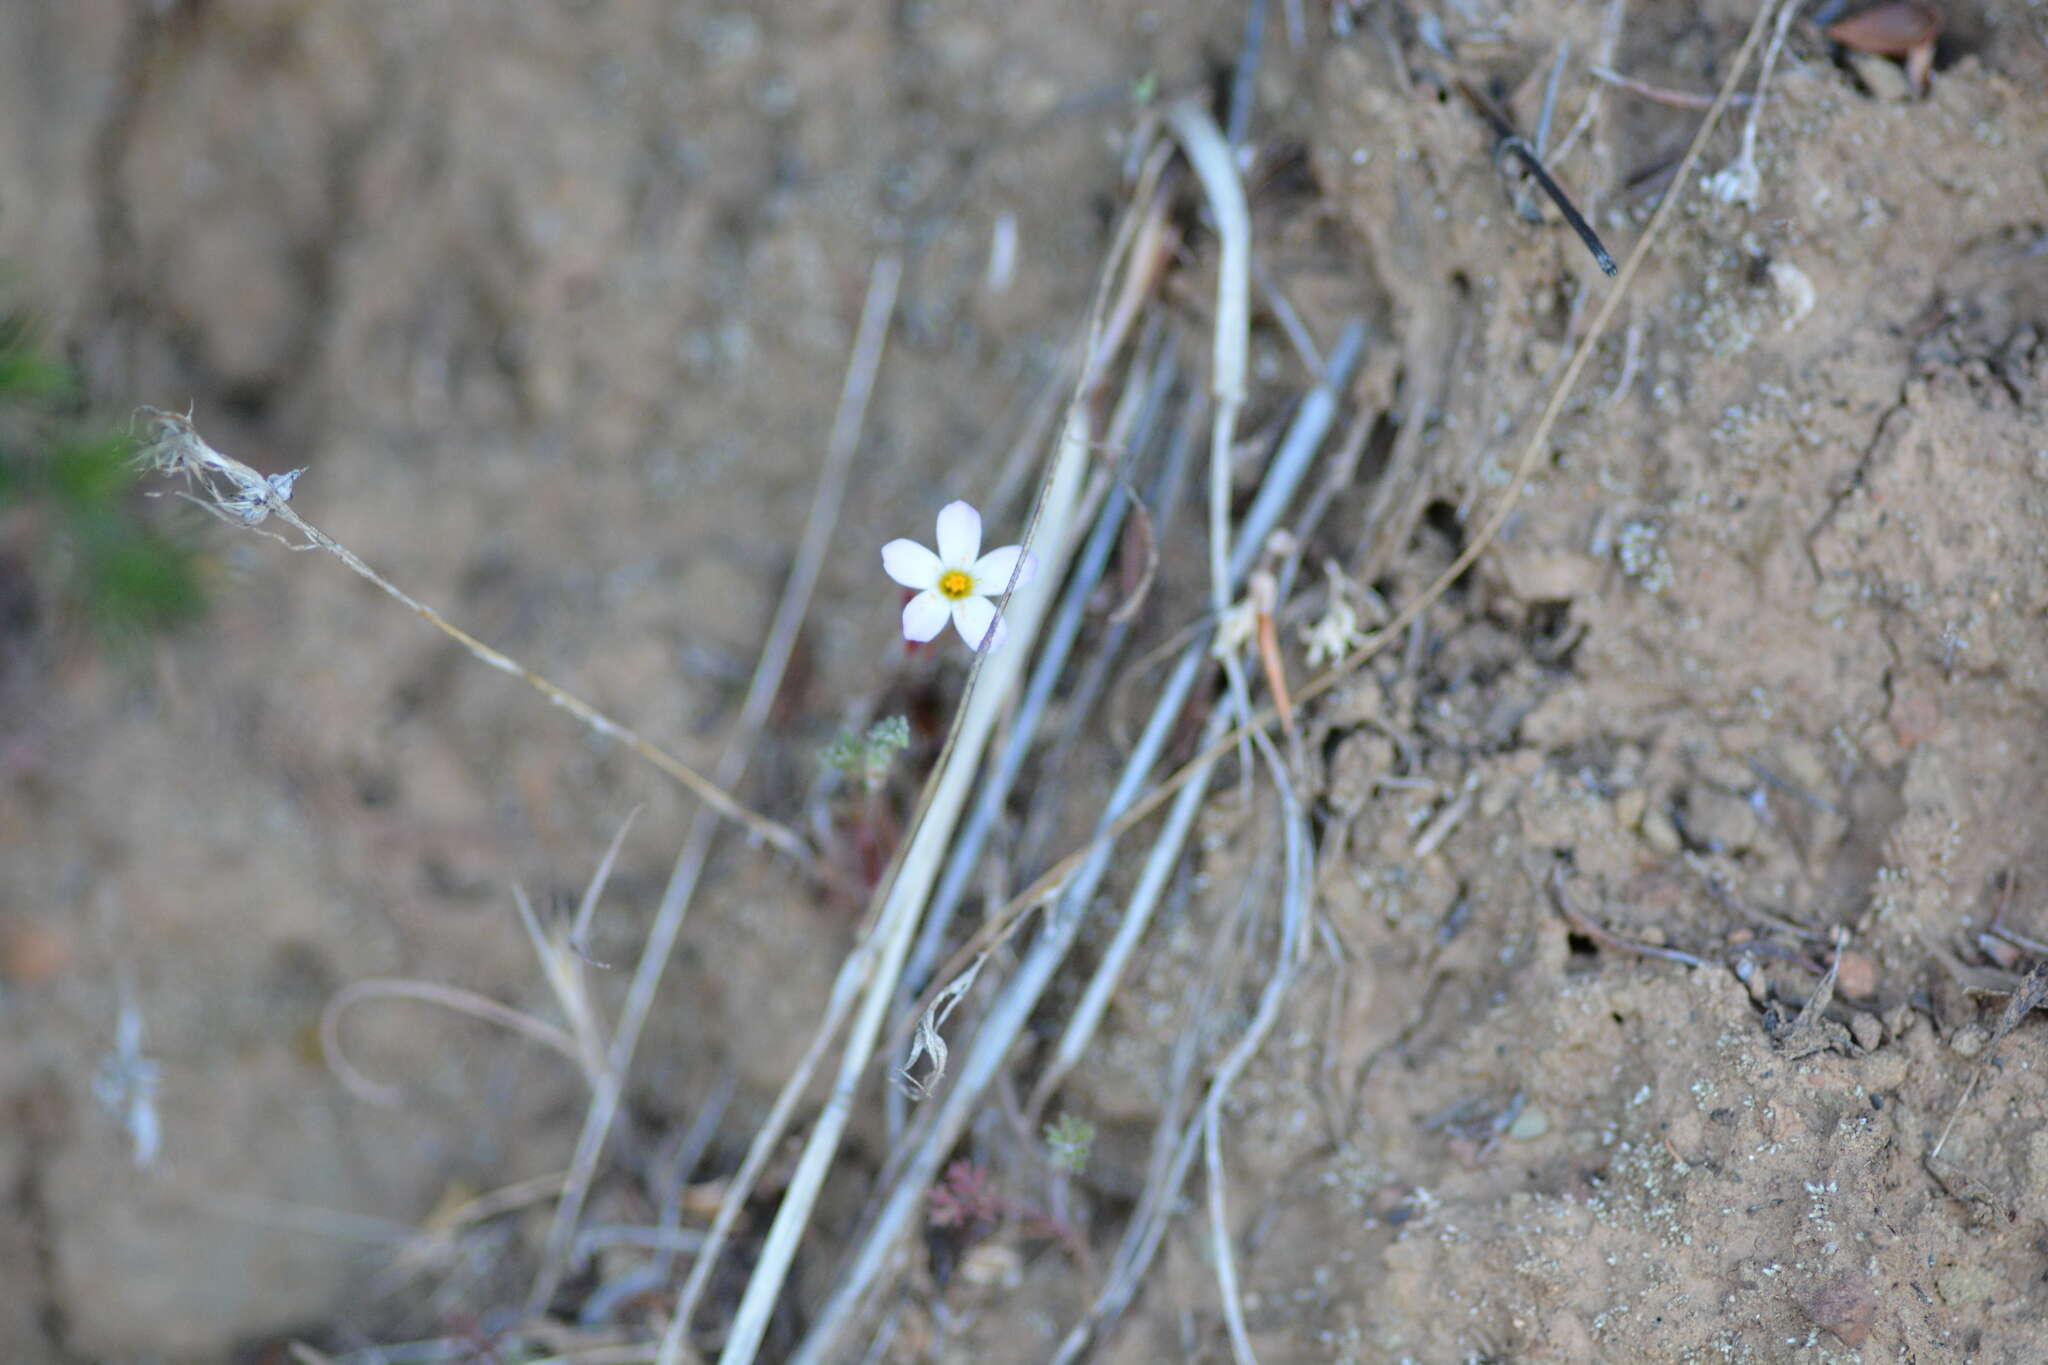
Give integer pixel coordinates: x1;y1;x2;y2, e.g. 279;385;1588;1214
822;714;911;792
0;305;204;653
1044;1112;1096;1176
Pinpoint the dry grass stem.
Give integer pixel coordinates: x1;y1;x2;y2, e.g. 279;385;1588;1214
720;404;1090;1365
134;408;809;864
319;978;584;1108
901;326;1178;1016
1053;725;1310;1363
1164;98;1258;789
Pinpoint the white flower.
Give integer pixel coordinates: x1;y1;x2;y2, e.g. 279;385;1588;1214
881;500;1038;653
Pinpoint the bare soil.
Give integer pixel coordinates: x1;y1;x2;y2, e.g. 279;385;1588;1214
3;2;2046;1362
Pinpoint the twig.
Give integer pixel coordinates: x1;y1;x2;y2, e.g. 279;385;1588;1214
1549;866;1710;968
1455;80;1617;276
1253;254;1323;376
1931;962;2048;1159
1027;683;1233;1118
1017;385;1202;866
527;252;901;1316
568;807;640;965
1226;0;1269;147
134;410;810;864
1535;39;1570;157
1207;1097;1257;1365
1546;0;1628;170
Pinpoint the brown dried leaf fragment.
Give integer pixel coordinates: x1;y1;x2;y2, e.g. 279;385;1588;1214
1824;1;1942;57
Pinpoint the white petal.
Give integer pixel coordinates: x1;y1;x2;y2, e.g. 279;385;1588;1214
902;591;951;642
971;544;1037;594
935;500;982;567
882;538;942;590
952;594;1005;653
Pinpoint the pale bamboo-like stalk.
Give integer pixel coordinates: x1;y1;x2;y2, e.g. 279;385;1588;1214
1163;99;1257;784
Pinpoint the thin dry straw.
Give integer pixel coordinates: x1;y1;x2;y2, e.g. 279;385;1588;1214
658;923;869;1344
1206;729;1310;1365
524;253;902;1315
789;319;1364;1364
1163;99;1258;788
1014;385;1203;868
321;977;583;1108
134;411;808;865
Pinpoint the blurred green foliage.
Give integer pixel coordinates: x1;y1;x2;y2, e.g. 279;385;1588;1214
0;309;205;652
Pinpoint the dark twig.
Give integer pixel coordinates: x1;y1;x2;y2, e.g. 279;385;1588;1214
1456;80;1617;277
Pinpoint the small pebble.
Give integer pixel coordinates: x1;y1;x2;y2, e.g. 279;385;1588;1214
1835;950;1880;1000
1848;1011;1884;1052
1641;805;1682;854
1507;1107;1551;1142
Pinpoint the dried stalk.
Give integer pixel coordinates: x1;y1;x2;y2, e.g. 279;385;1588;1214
1163;99;1259;790
135;412;809;863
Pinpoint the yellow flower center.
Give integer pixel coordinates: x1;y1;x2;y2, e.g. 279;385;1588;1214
937;568;975;600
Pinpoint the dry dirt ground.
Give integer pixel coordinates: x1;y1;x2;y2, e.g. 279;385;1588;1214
3;2;2047;1362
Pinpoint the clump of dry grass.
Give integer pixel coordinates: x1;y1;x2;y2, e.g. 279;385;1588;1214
136;3;1788;1355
